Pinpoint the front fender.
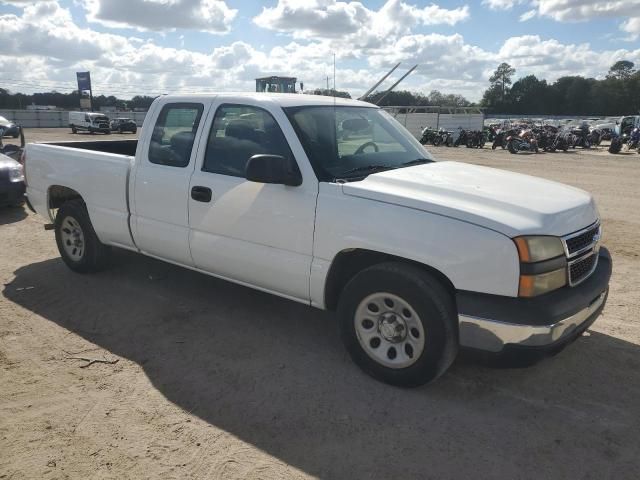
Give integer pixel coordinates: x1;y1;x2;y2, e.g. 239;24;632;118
310;183;520;308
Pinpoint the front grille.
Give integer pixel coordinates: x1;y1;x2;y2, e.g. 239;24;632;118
565;224;600;257
569;252;598;286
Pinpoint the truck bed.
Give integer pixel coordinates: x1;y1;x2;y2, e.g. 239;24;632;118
48;139;138;157
25;141;136;250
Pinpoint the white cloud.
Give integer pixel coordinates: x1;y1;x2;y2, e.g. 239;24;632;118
621;17;640;40
481;0;523;10
254;0;469;40
0;1;128;61
497;35;640;80
1;0;639;103
519;9;536;21
533;0;639;22
523;0;640;40
82;0;238;33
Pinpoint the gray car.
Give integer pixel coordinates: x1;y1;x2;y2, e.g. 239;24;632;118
0;153;25;207
0;116;20;138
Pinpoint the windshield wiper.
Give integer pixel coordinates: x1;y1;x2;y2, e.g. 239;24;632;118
337;159;432;181
399;158;431;167
339;164;395;177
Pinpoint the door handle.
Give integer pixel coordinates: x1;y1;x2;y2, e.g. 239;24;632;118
191;186;212;203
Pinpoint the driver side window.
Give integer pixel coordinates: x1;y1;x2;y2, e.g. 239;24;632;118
203;104;295;178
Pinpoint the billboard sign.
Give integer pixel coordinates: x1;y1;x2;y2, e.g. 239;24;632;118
76;71;92;92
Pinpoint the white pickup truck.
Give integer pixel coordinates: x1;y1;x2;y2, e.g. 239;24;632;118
23;94;611;386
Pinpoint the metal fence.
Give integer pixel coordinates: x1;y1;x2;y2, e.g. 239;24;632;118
382;106;485;139
2;106;487;139
0;110;148;128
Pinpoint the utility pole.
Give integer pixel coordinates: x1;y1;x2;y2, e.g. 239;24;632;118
333;53;336;96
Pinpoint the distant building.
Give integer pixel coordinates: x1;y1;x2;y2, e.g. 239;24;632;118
256;76;297;94
26;104;57;111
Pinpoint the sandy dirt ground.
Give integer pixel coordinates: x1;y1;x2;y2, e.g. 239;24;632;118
1;129;639;479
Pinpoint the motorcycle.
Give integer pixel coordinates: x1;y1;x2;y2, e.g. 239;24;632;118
588;128;602;147
419;127;438;146
454;128;469;147
492;128;518;149
624;128;640;151
570;125;592;149
433;129;454;147
507;129;539;154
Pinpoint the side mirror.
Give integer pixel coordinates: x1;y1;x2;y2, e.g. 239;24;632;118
245;154;302;187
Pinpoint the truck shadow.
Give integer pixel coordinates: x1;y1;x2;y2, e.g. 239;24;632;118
0;205;27;225
4;251;639;478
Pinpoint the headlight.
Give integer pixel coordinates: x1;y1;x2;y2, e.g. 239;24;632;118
513;236;564;262
513;236;567;297
519;268;567;297
8;165;24;183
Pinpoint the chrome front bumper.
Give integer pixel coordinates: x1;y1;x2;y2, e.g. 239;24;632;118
458;290;607;353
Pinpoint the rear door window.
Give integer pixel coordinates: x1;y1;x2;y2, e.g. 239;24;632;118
149;103;204;167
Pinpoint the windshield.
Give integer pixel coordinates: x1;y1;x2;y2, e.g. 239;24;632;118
284;106;433;181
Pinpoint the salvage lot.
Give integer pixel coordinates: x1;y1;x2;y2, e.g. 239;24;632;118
1;129;639;479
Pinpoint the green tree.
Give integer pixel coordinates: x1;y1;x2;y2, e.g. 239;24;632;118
309;88;351;99
607;60;635;80
510;75;549;114
489;62;516;103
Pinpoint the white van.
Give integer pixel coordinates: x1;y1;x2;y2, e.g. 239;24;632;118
68;112;111;134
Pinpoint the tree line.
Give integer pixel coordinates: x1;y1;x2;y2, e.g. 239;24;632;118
2;60;637;116
481;61;640;116
0;88;156;111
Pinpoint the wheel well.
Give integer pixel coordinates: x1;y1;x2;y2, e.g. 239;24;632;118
48;185;83;210
324;249;456;311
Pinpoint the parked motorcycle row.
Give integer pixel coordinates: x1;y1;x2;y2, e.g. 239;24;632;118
420;127;487;149
420;121;640;156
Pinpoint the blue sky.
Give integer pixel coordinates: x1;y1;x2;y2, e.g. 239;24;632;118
0;0;638;101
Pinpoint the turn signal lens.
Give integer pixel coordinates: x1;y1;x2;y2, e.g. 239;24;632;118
519;268;567;297
514;236;564;263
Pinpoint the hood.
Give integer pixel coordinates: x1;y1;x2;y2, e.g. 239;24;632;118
341;161;598;237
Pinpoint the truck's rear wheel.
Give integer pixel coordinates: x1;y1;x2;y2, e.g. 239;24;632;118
338;262;458;387
55;200;111;273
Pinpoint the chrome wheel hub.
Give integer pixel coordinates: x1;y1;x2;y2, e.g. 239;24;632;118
60;216;85;261
378;312;406;343
354;292;425;369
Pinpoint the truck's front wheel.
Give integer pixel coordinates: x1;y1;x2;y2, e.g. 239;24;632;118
338;262;458;387
55;200;111;273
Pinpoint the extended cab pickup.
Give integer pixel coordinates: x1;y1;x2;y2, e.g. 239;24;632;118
24;94;611;386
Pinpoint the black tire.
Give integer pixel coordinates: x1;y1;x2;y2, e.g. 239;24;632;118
608;139;622;154
338;262;458;387
507;140;519;154
54;199;111;273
